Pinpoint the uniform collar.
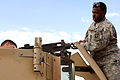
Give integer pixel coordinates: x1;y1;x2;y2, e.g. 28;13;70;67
94;17;106;26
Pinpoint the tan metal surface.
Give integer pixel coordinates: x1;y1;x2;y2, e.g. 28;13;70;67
53;56;61;80
0;48;60;80
71;52;100;80
0;48;44;80
74;42;107;80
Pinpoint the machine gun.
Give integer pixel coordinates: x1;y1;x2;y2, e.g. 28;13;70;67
19;40;76;58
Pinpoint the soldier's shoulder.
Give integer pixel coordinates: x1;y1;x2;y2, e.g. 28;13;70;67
104;19;114;26
103;19;115;29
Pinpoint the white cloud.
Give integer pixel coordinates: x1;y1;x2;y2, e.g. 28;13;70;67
0;29;120;48
72;32;84;41
0;30;82;47
106;13;120;18
0;30;120;48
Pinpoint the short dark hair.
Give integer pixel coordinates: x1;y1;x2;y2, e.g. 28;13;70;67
93;2;107;14
1;39;17;48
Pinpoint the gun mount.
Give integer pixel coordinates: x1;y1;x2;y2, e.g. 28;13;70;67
19;39;76;80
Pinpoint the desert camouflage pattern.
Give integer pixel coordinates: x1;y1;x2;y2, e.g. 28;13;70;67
84;18;120;80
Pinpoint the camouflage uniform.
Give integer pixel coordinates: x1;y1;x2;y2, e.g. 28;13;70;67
84;18;120;80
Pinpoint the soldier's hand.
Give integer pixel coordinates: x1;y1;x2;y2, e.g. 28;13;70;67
79;40;86;43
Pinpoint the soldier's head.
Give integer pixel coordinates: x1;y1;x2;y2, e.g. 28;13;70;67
0;39;17;48
92;2;107;22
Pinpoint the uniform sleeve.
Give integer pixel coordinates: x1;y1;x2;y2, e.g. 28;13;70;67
84;24;113;52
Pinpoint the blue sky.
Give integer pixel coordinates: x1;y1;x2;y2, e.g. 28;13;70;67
0;0;119;32
0;0;120;80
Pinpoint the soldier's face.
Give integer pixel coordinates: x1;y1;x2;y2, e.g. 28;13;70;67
92;7;105;22
1;41;16;48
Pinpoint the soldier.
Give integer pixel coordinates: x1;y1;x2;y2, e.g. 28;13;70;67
79;2;120;80
0;39;17;48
